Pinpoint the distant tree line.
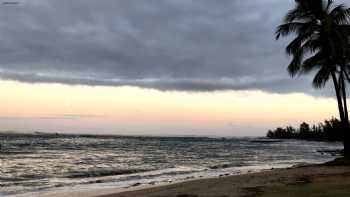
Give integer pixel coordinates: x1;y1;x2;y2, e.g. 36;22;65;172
267;118;343;141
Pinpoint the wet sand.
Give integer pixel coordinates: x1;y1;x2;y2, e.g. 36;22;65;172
95;161;350;197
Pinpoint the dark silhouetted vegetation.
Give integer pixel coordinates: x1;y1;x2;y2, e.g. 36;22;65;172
267;118;343;141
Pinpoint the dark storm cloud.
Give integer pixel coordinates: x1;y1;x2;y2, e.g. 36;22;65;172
0;0;335;94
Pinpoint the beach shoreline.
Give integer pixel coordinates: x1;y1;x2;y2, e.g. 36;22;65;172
10;164;284;197
93;159;350;197
11;158;350;197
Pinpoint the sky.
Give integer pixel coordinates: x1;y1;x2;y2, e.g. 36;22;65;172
0;0;346;136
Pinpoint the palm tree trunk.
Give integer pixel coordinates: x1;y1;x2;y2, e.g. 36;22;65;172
331;71;350;157
331;71;346;123
340;70;350;158
340;70;349;120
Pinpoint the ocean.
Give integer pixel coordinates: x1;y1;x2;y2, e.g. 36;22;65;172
0;133;342;196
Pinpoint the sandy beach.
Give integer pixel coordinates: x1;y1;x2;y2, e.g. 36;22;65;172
94;160;350;197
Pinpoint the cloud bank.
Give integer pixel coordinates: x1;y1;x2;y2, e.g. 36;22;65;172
0;0;338;95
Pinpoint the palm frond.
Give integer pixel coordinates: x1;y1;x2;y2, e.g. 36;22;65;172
284;2;316;23
287;50;303;77
301;36;322;54
325;0;334;11
312;66;331;88
286;32;314;56
275;22;305;39
275;21;319;40
330;5;350;24
301;52;325;73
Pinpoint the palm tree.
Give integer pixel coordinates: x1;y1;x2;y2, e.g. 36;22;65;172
275;0;350;157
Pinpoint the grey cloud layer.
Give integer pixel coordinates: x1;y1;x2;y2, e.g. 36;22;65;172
0;0;332;94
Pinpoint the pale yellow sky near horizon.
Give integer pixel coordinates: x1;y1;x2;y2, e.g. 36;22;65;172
0;80;339;136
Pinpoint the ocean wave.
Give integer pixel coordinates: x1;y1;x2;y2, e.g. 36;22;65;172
65;168;151;179
209;163;245;170
0;176;29;182
0;174;49;182
0;151;36;155
123;165;206;180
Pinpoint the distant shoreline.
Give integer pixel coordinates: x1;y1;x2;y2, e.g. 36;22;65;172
266;118;343;142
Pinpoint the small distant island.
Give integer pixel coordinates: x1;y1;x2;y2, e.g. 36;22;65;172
267;118;342;141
